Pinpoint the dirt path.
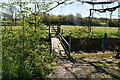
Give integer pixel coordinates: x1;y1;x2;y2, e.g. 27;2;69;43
51;37;120;79
51;37;77;78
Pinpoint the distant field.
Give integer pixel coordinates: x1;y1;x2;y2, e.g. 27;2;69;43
61;25;119;33
2;25;119;33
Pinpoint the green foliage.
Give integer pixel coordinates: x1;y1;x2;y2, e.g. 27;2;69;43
70;30;89;38
79;51;84;54
90;18;101;26
1;1;57;79
41;14;119;27
116;62;120;68
41;15;102;26
108;20;120;27
67;29;119;38
2;26;56;79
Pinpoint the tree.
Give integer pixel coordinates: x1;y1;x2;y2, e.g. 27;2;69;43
66;14;74;25
75;13;82;25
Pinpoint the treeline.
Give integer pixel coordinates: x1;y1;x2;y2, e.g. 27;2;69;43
42;14;101;26
41;14;120;27
108;20;120;27
2;13;120;27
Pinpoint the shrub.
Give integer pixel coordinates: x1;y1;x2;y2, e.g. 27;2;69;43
2;26;56;79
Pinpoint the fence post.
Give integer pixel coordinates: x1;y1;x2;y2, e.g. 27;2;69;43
88;9;92;32
68;33;71;58
57;25;60;35
118;2;120;36
49;25;52;54
62;29;63;34
102;33;107;53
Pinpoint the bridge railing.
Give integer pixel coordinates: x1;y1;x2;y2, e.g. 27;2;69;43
51;25;71;58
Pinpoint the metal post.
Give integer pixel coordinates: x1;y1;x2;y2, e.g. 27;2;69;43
34;3;37;29
102;33;107;53
88;9;92;32
118;2;120;35
68;33;71;58
57;25;60;33
62;29;63;34
49;25;52;54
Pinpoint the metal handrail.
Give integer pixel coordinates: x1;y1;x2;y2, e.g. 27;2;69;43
58;33;70;46
58;26;71;57
50;25;72;58
51;26;57;32
61;28;71;34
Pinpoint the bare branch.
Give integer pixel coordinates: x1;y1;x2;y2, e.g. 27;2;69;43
90;5;120;13
45;1;66;13
76;0;119;4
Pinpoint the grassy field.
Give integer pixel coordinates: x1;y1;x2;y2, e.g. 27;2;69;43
61;25;119;33
2;25;119;33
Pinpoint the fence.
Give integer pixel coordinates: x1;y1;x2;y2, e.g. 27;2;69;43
50;25;72;58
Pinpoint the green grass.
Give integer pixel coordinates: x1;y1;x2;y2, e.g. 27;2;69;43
61;25;119;33
61;25;120;38
71;52;116;58
61;25;83;30
92;26;118;33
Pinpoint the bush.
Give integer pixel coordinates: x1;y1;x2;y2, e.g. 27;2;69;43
79;51;84;54
2;26;56;79
108;20;119;27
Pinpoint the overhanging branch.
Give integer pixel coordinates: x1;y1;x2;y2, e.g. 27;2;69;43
77;0;119;5
90;5;120;13
45;1;66;13
85;1;113;4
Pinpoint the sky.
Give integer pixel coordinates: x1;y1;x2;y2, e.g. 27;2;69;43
48;1;119;19
0;0;120;19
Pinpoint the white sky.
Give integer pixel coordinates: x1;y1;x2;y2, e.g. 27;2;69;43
48;1;119;19
0;0;120;19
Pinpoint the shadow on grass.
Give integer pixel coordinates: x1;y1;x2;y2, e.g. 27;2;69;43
56;51;119;79
79;58;120;79
57;56;79;79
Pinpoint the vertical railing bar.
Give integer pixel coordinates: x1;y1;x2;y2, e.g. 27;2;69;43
62;29;63;34
55;25;72;59
69;33;71;57
49;25;52;54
